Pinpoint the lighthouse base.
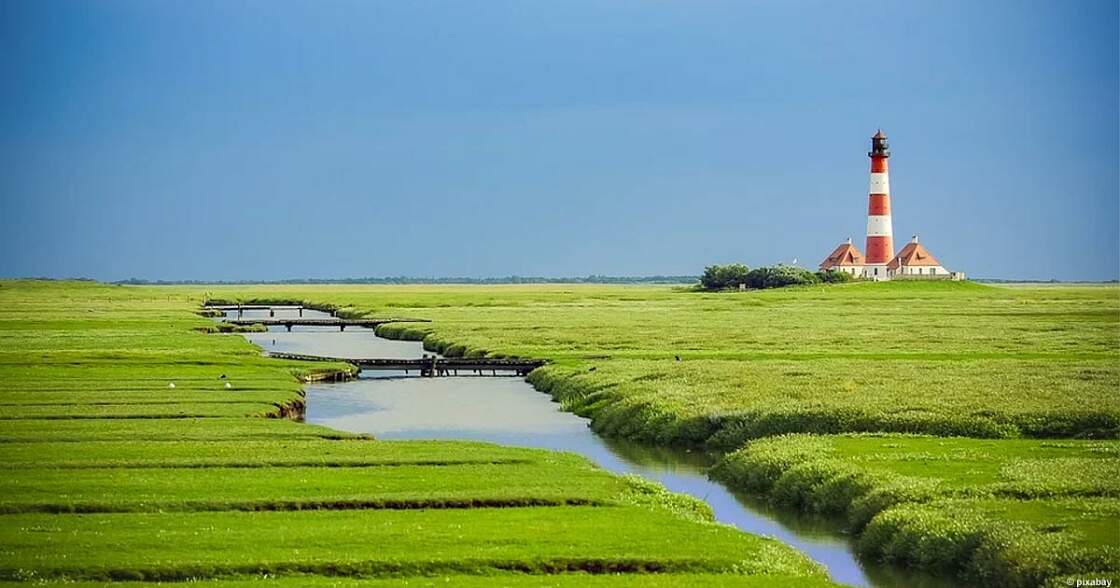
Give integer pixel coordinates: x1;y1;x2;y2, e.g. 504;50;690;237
862;265;890;281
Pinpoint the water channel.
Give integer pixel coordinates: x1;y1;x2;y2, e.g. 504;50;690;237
227;306;954;588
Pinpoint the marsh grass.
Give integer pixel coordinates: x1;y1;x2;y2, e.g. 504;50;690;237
203;281;1120;586
712;434;1120;585
0;280;831;586
215;281;1119;445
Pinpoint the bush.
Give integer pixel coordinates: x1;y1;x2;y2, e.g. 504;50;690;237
817;269;856;283
745;266;821;289
700;264;751;290
700;264;843;291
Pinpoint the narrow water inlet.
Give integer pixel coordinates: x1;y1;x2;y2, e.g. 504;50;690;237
225;306;955;588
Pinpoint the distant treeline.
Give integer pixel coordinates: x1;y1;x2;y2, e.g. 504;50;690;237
114;275;701;285
973;278;1119;284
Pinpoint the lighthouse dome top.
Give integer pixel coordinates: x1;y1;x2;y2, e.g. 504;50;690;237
870;129;890;158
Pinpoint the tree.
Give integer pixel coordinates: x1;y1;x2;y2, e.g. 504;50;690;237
700;264;751;290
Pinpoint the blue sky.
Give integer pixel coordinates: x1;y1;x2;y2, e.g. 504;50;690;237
1;0;1116;281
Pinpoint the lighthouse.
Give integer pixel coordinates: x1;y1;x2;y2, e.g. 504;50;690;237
863;129;894;279
819;130;962;281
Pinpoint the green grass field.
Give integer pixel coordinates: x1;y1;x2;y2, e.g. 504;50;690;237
2;279;1118;586
205;280;1120;586
212;280;1119;445
0;280;832;586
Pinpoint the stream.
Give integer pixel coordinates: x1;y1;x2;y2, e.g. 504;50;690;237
227;306;954;588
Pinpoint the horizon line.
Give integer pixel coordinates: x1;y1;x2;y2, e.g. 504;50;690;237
3;275;1118;286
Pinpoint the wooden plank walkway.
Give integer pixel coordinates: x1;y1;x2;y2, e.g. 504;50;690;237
222;317;431;331
207;304;307;317
207;304;304;311
267;351;546;377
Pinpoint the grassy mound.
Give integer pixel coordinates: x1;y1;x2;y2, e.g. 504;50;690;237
712;434;1120;584
528;359;1118;447
861;498;1119;588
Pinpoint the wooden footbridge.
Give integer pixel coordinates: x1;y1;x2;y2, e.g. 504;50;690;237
222;317;431;331
208;304;308;317
208;304;305;311
268;351;546;377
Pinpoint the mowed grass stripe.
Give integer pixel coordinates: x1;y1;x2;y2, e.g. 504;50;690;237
2;454;629;513
0;384;304;392
0;418;358;443
0;573;842;587
0;414;356;443
0;507;822;582
0;461;620;507
1;495;611;515
0;392;300;405
0;399;289;407
0;401;285;418
0;439;559;468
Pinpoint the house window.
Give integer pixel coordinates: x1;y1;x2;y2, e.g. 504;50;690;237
918;268;923;275
874;268;879;276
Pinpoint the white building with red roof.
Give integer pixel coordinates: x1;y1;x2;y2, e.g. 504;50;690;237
819;238;864;277
887;236;951;278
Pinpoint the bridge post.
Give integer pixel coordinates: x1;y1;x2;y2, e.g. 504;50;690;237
299;308;303;317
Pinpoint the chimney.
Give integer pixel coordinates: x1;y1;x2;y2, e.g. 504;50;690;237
911;235;918;244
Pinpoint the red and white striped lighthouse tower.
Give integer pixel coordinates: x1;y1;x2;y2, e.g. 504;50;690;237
863;129;894;279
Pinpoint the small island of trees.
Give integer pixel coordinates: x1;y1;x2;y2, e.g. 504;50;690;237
700;263;854;291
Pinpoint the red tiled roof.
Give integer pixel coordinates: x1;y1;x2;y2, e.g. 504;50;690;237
887;242;941;270
819;242;865;269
